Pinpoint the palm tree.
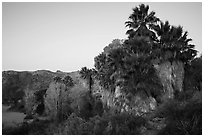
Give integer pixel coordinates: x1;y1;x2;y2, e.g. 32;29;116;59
80;67;94;95
94;53;106;72
152;21;197;63
63;75;74;87
150;21;198;97
53;76;62;83
122;47;162;98
107;48;125;72
94;40;126;90
125;4;159;41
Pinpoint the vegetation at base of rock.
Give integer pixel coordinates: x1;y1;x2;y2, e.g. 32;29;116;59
45;112;147;135
2;120;51;135
155;91;202;135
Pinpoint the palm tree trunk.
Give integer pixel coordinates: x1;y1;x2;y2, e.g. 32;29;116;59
89;75;92;95
57;86;62;122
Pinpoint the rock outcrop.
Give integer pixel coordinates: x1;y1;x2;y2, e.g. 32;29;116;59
155;60;184;100
91;59;185;116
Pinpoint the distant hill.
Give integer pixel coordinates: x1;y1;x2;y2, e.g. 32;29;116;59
2;70;79;105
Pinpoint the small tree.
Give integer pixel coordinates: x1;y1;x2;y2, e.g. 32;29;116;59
44;77;73;122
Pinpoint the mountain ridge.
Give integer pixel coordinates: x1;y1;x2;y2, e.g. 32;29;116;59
2;69;81;105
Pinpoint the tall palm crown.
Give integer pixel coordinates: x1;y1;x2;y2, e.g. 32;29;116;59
152;21;197;63
107;47;126;72
125;4;159;41
80;67;92;80
80;67;95;94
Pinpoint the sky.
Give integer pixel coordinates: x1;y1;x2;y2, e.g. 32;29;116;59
2;2;202;72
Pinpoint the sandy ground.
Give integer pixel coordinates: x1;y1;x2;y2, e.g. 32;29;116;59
2;105;26;127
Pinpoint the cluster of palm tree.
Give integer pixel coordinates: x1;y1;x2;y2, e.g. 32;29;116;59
125;4;197;63
53;75;74;87
94;4;198;98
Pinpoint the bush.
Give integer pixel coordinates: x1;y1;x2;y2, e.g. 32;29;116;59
44;82;73;121
104;112;147;135
156;97;202;135
2;120;51;135
47;111;147;135
2;124;29;135
46;113;90;135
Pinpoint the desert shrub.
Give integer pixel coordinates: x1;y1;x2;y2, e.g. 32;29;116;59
103;112;147;135
156;97;202;135
47;113;89;135
47;111;147;135
25;120;51;135
69;88;104;120
2;120;51;135
184;55;202;91
154;99;182;119
2;123;29;135
89;115;109;134
73;92;94;120
93;97;104;116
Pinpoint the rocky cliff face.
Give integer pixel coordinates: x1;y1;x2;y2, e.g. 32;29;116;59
92;79;157;116
91;60;185;116
155;60;184;100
